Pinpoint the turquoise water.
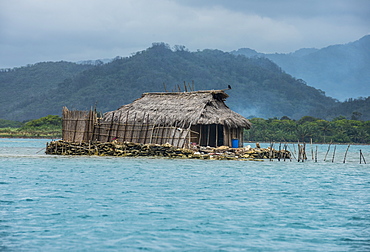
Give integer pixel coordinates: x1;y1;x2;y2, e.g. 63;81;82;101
1;139;370;251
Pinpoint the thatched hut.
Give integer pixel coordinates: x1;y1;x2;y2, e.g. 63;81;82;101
100;90;251;148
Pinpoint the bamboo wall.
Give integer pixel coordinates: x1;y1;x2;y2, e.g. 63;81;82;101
62;107;96;142
62;108;192;148
92;120;191;148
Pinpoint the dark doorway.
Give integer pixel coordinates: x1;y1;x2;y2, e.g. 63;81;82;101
199;124;224;147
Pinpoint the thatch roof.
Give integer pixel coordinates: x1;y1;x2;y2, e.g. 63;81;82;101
103;90;251;129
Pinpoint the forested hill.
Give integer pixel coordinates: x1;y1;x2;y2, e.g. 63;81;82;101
0;43;367;121
232;35;370;101
0;61;93;120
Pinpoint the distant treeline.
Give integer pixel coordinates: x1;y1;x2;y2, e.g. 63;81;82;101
1;115;370;144
244;116;370;144
0;115;62;138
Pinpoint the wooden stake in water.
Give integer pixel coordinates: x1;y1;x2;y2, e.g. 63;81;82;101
283;143;287;162
343;145;350;163
269;142;273;161
332;145;336;163
315;146;318;163
297;144;301;162
360;150;367;164
310;138;314;160
278;142;281;161
324;142;332;161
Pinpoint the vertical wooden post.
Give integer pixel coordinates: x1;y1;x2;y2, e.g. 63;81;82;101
269;142;273;161
360;150;366;164
123;111;129;142
199;125;202;146
343;145;350;163
206;125;210;147
215;124;218;147
130;113;137;143
310;138;314;160
115;114;121;142
283;144;287;161
160;117;167;145
176;122;184;148
138;113;146;144
182;124;192;149
107;112;115;142
188;128;191;149
331;145;336;163
143;114;150;144
149;120;158;145
83;112;89;142
170;121;178;146
152;119;161;144
165;124;173;145
72;118;78;143
96;119;101;142
176;121;187;148
324;142;332;161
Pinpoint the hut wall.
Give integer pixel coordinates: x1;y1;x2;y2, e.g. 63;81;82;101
223;126;244;148
62;107;247;149
190;125;200;145
62;107;96;142
90;119;190;148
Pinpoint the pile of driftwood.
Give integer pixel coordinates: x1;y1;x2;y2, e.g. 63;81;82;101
45;140;291;161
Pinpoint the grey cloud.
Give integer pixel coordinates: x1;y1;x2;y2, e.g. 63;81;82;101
0;0;369;68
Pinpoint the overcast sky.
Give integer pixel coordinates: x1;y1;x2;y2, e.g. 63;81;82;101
0;0;369;68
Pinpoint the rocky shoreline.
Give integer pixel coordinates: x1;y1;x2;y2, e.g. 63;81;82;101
45;140;291;161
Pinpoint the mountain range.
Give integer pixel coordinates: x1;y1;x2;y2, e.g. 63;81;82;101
0;37;369;122
232;35;370;101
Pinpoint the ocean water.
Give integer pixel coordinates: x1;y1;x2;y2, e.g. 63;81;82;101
1;138;369;251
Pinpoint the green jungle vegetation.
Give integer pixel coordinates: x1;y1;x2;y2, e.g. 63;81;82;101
0;61;93;121
1;115;369;144
244;116;370;144
1;43;370;122
0;115;62;138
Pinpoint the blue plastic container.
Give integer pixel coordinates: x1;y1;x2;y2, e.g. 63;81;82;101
232;139;239;148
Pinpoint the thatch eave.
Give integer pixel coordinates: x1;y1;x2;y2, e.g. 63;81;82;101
103;90;251;129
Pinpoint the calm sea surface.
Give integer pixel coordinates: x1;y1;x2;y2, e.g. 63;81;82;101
1;138;369;251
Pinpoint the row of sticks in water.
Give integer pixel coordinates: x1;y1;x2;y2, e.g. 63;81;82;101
270;142;367;164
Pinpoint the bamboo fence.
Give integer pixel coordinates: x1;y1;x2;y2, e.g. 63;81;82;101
62;107;192;148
